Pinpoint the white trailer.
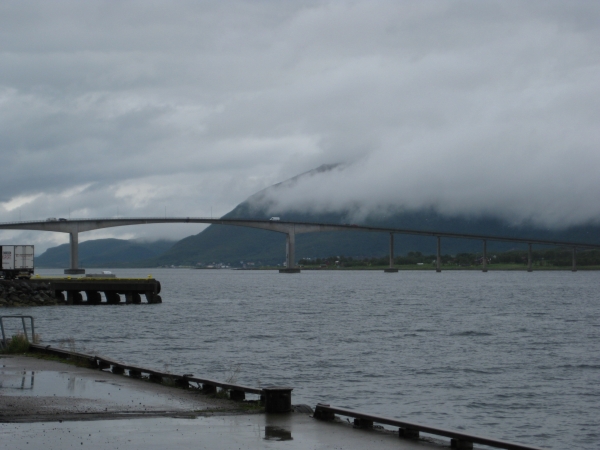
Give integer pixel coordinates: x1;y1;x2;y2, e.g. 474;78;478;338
1;245;34;279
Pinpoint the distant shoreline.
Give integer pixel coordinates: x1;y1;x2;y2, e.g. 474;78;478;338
243;264;600;271
35;265;600;271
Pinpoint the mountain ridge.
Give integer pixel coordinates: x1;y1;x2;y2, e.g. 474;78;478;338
36;238;175;268
35;165;600;267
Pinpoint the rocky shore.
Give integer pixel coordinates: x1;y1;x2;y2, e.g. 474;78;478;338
0;280;60;307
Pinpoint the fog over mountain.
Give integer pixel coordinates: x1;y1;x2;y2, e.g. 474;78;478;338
1;1;599;252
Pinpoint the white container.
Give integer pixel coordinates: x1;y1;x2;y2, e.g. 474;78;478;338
1;245;34;279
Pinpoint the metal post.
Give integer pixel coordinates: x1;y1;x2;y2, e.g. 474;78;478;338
0;319;5;348
482;240;488;272
527;243;532;272
572;247;577;272
384;233;398;272
436;236;441;273
21;317;29;342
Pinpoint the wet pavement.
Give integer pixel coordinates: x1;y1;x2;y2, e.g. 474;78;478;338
0;355;240;421
1;355;447;449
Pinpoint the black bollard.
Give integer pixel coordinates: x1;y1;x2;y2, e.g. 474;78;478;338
262;386;293;413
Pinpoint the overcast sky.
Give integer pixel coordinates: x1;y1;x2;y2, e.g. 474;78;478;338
1;1;599;252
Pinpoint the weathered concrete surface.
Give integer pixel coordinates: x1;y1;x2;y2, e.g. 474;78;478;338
0;355;242;421
0;355;447;449
1;414;447;450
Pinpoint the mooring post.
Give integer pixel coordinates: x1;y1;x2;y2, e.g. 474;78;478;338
451;438;474;449
384;233;399;272
436;236;441;273
262;386;293;413
572;247;577;272
482;239;488;272
527;243;533;272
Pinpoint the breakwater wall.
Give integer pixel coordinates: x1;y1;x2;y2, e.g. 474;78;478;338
0;280;58;307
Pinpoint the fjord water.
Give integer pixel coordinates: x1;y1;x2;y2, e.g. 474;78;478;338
14;269;600;449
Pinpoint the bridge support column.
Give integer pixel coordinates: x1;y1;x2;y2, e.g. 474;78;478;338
527;243;533;272
280;230;300;273
64;232;85;275
572;247;577;272
436;236;441;273
482;240;488;272
384;233;398;272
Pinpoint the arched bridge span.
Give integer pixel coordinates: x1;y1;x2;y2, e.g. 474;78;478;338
1;217;598;273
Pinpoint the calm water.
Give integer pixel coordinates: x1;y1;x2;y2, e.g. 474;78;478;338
6;269;600;449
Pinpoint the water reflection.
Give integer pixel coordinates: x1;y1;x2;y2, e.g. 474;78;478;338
0;370;34;390
67;375;76;392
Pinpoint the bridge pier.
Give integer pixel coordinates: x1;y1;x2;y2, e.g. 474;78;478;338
279;230;300;273
384;233;398;272
436;236;441;272
64;232;85;275
482;239;488;272
527;243;533;272
572;247;577;272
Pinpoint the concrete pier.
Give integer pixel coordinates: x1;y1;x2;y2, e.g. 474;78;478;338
280;231;301;273
27;277;162;305
572;247;577;272
527;243;533;272
64;232;85;274
384;233;399;272
436;236;442;273
482;240;488;272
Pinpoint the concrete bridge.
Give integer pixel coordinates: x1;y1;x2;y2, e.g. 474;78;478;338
1;217;599;274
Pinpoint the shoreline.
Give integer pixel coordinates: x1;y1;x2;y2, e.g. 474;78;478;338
36;265;600;271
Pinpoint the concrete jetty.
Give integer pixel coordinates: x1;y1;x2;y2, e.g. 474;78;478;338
26;276;162;305
1;355;444;450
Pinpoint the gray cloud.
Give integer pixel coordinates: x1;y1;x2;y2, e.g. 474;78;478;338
1;1;599;251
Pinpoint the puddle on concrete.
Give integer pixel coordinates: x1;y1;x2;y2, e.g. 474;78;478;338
264;425;293;441
0;370;182;407
0;415;436;450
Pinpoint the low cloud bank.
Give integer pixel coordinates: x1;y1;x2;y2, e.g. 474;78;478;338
1;1;599;250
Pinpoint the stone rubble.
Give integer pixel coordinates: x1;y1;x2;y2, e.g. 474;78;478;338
0;280;61;307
